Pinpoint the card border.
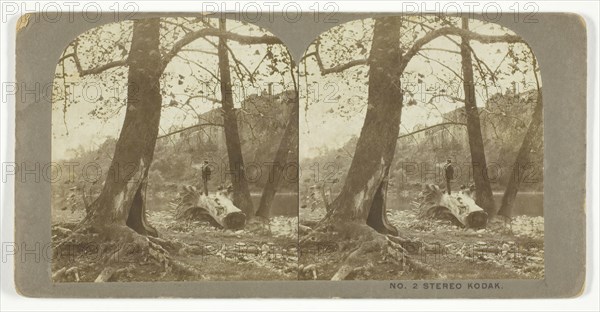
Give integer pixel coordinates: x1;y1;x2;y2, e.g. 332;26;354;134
13;12;586;298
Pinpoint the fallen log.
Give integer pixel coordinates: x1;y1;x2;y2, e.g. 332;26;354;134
174;186;246;230
418;184;488;228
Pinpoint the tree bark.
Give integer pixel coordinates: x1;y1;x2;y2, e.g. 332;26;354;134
326;17;403;236
255;95;299;219
498;93;543;217
218;18;255;217
81;18;162;237
460;18;496;215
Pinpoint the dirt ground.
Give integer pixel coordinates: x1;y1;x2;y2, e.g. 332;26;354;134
52;208;298;282
52;198;543;282
299;206;544;280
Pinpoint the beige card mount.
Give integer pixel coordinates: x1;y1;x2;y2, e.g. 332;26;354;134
14;12;586;298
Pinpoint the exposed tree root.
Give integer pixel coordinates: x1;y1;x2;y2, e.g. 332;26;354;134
331;238;384;281
53;224;202;282
299;264;318;280
298;219;336;246
300;221;440;280
52;265;81;282
95;267;116;282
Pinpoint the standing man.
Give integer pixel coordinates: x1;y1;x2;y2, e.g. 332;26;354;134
201;160;212;196
444;159;454;195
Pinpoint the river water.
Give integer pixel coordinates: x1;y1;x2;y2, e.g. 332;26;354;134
262;192;543;217
386;191;543;217
492;192;543;216
147;191;541;217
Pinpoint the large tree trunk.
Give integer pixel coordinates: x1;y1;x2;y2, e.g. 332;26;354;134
255;95;299;219
460;18;496;215
218;18;255;217
498;93;543;217
326;17;402;236
81;18;162;237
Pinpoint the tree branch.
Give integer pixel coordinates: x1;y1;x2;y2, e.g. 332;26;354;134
307;26;522;77
307;39;368;75
416;51;462;80
162;27;283;70
175;54;221;83
398;122;466;139
400;27;525;72
157;123;223;139
428;94;465;104
60;43;127;77
180;48;218;56
80;60;128;76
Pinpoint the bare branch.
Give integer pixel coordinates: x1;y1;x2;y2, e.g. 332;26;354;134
319;58;368;75
286;49;298;92
400;27;525;71
180;48;218;56
157;122;223;139
306;25;522;77
300;51;316;63
416;51;462;80
175;54;221;83
305;39;368;75
80;60;128;76
405;17;498;90
419;47;460;55
60;43;127;77
428;94;465;104
398;122;466;140
58;52;75;64
162;27;283;70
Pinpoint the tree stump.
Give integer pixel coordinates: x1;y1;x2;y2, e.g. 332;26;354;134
418;184;488;228
174;186;246;230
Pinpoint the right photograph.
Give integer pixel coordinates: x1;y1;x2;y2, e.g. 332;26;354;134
298;16;544;280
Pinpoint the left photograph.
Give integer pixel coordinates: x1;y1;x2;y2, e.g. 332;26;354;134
51;17;299;282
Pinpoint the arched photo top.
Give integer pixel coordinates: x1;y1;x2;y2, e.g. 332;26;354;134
52;17;297;161
50;16;300;283
297;15;544;281
299;15;541;159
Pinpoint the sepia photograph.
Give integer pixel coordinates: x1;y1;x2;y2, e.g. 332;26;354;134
298;15;544;280
49;14;546;283
50;17;299;282
4;0;594;305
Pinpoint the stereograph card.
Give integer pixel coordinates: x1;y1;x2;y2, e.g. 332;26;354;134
12;11;586;298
